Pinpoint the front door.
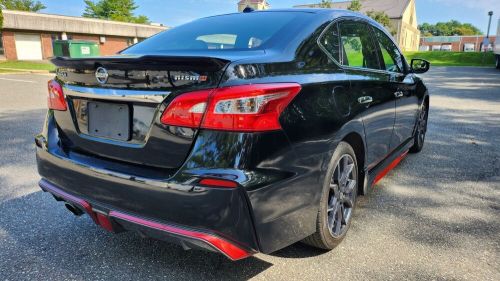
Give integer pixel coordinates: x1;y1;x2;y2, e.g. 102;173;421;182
338;20;396;169
370;26;419;149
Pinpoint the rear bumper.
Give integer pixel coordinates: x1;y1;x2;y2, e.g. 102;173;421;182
36;111;320;256
39;179;253;260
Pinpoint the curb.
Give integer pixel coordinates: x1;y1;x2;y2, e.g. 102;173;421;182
0;67;53;73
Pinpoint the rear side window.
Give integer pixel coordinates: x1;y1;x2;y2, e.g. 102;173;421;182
319;22;341;62
338;21;380;70
372;27;404;73
123;12;300;53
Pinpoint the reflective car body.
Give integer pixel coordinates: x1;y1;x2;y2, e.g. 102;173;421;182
36;9;429;260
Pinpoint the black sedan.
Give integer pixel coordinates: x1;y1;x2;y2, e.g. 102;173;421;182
36;9;430;260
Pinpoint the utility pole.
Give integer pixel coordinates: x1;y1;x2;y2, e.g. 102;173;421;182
482;11;493;64
486;11;493;39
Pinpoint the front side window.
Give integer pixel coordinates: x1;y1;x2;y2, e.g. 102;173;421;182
372;27;404;73
338;21;380;70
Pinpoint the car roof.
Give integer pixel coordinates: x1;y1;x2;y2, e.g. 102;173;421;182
201;8;369;20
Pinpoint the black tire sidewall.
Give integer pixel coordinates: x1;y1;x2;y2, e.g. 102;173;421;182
496;55;500;69
317;141;358;248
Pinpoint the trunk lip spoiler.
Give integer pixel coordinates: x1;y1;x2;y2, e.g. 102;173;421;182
51;55;230;72
63;84;170;104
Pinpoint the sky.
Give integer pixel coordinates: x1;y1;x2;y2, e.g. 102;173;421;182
42;0;499;35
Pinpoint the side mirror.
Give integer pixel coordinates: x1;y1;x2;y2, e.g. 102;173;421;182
410;58;430;74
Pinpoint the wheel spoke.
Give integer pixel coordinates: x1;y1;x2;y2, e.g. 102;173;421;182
334;204;343;234
340;205;346;224
330;183;340;196
345;179;357;193
340;163;354;188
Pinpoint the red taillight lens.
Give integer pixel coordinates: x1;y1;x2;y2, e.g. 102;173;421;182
47;79;67;111
202;83;301;131
160;89;211;128
199;178;238;188
160;83;301;131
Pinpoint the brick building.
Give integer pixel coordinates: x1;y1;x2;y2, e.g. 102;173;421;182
419;35;497;52
0;10;168;60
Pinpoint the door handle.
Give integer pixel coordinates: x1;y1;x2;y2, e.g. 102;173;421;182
358;96;373;104
394;91;404;98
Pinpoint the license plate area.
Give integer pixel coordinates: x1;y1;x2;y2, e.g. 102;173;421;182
88;101;130;141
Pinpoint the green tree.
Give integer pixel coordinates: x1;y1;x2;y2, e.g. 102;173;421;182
418;20;482;36
318;0;331;8
366;10;395;35
347;0;361;11
83;0;149;24
0;0;45;11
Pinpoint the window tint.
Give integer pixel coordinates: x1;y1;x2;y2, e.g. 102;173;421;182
319;22;340;62
338;21;380;70
372;27;404;73
123;12;300;53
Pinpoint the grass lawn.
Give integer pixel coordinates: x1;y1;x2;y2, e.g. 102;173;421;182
404;51;495;67
0;60;55;71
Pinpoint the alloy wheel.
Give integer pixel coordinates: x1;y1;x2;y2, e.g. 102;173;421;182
416;104;427;147
327;154;357;238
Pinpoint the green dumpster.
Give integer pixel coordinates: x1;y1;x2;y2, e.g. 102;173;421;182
52;40;100;58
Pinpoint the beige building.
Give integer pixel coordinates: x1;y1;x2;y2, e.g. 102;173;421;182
295;0;421;51
238;0;270;12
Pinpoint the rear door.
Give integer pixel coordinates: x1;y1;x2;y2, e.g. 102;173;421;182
371;26;419;149
338;20;396;169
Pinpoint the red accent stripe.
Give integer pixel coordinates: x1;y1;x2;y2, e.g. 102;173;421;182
373;150;409;185
109;211;251;261
96;213;114;232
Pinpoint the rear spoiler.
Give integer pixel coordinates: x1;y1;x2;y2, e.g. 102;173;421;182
50;55;230;72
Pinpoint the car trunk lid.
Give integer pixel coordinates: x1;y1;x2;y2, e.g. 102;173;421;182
51;54;230;169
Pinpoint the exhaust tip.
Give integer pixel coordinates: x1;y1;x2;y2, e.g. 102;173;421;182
65;203;84;216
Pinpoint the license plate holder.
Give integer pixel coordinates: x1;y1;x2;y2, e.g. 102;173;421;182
88;102;130;141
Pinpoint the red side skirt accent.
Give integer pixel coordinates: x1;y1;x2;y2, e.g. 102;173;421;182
373;150;409;185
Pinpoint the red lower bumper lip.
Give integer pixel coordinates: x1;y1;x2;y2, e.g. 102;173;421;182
109;211;251;260
38;179;252;261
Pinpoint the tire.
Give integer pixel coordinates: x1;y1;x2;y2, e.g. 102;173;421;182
496;55;500;69
409;101;428;153
302;141;358;250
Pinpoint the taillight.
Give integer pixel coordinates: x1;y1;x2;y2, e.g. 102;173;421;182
160;83;301;131
47;79;67;111
160;89;211;128
199;178;238;188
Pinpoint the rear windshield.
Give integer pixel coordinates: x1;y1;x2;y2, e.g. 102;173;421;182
122;12;301;53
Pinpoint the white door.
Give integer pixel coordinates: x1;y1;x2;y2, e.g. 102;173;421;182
15;33;43;60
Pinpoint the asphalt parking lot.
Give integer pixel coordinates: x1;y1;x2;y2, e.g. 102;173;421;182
0;67;499;281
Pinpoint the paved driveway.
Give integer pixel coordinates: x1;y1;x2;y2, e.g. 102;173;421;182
0;67;499;280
